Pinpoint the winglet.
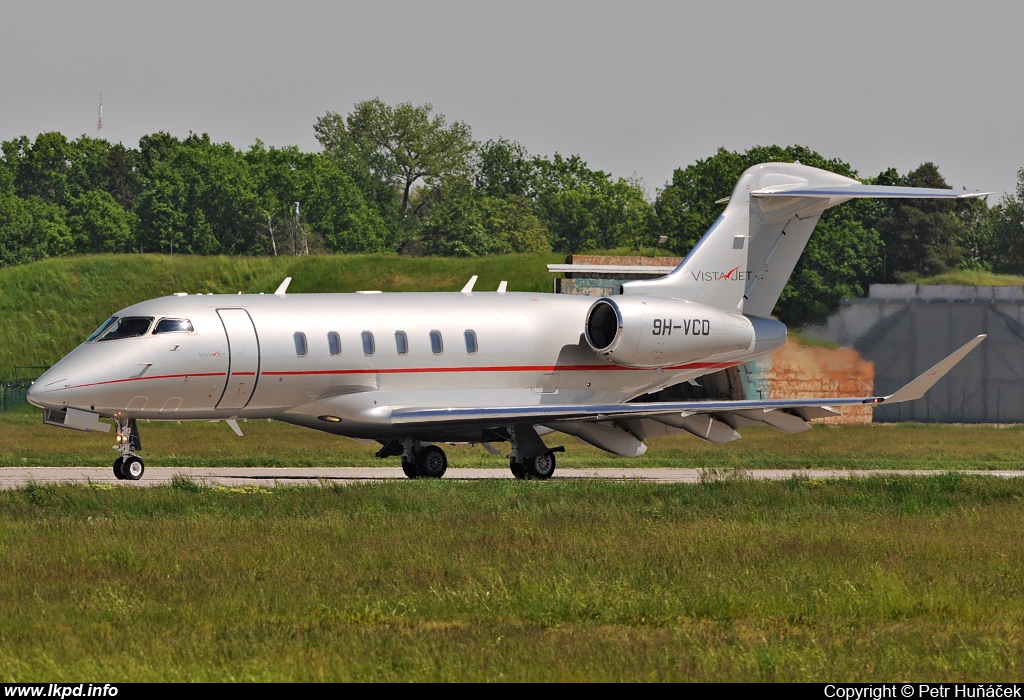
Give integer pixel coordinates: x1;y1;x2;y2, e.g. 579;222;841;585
275;277;292;296
461;275;478;294
880;335;986;404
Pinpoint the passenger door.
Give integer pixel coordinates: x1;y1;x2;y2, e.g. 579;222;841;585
216;308;260;410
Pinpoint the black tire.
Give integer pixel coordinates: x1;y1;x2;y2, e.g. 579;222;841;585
122;456;145;481
509;458;527;480
113;457;126;480
526;451;556;480
416;445;447;478
401;459;418;479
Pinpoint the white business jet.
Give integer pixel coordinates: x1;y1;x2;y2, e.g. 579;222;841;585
28;163;988;481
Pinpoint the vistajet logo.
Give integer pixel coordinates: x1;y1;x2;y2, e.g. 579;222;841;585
691;265;753;282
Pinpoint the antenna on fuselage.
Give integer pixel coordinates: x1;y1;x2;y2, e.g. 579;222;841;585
461;275;478;294
275;277;292;296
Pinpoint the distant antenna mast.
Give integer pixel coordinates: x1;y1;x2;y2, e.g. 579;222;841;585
97;94;104;137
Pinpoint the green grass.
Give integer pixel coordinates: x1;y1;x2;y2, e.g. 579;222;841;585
907;270;1024;286
0;253;562;376
1;475;1023;681
2;412;1023;470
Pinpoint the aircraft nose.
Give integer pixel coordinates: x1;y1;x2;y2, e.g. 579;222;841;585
26;367;73;409
25;381;40;407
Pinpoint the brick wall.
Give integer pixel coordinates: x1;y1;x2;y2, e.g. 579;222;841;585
766;341;875;425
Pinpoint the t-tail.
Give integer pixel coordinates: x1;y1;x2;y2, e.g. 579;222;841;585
622;162;989;316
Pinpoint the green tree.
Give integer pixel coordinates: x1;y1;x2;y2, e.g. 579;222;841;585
66;190;137;253
532;154;653;253
245;142;389;255
315;100;475;216
872;163;965;281
136;134;262;255
419;178;488;257
478;195;550;254
12;132;77;204
0;193;72;267
102;144;143;211
475;138;538;198
986;168;1024;275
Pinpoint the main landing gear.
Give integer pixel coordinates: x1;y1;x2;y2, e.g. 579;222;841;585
508;424;563;480
112;417;144;481
509;451;559;480
377;440;448;479
376;428;563;480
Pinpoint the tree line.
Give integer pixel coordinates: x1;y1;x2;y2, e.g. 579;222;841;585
2;98;1023;324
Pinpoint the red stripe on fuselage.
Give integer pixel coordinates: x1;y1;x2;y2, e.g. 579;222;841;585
260;361;740;376
57;362;740;392
52;372;226;392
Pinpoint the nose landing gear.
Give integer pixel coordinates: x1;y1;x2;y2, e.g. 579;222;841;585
112;417;144;481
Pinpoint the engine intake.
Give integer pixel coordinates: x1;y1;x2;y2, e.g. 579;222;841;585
585;296;761;368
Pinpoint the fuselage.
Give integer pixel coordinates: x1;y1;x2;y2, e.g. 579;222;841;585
28;290;784;440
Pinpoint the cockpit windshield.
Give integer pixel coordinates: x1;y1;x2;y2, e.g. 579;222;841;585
95;317;154;341
153;318;194;334
86;317;118;342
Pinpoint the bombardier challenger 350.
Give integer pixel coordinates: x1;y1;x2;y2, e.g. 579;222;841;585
28;162;988;480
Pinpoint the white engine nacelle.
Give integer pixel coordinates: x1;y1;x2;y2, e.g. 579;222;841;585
584;296;756;368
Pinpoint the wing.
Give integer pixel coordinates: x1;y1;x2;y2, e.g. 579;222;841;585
391;335;985;451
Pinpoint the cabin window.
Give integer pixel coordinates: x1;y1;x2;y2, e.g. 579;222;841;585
328;332;341;356
154;318;194;334
430;330;443;354
464;330;478;354
395;331;409;355
87;317;118;342
294;332;308;356
95;317;154;342
362;331;375;356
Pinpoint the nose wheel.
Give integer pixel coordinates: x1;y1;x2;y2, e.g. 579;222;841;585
112;417;145;481
113;455;145;480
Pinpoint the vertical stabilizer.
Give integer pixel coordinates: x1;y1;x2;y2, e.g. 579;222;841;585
622;163;860;313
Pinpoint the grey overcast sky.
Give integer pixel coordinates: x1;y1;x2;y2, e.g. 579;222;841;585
1;1;1021;198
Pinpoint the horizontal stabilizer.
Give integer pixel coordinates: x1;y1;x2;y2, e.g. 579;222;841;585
752;184;991;199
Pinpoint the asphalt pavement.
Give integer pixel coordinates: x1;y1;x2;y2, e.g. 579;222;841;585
1;466;1022;488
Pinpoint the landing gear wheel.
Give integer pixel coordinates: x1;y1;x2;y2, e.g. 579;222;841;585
509;458;527;480
416;445;447;479
122;456;145;481
525;451;556;480
401;459;419;479
113;457;126;480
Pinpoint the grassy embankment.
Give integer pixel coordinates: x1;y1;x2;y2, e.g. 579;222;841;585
911;270;1024;286
2;412;1023;470
0;253;561;375
1;475;1023;681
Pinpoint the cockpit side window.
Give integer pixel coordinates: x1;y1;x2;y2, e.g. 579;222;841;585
87;317;118;342
96;317;154;341
153;318;194;334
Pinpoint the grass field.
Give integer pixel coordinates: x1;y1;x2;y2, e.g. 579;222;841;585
1;475;1023;681
2;411;1023;471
